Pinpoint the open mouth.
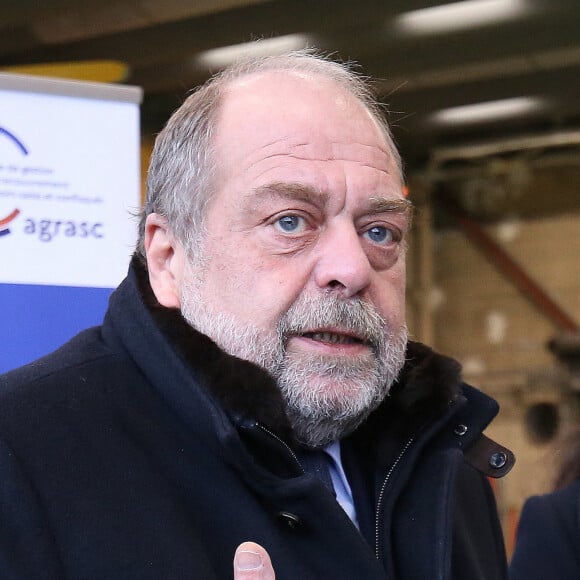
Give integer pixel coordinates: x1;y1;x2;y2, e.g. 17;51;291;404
300;331;367;346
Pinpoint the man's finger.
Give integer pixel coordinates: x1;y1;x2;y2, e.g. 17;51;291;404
233;542;275;580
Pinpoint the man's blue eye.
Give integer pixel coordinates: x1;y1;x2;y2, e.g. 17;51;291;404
277;215;302;232
365;226;392;244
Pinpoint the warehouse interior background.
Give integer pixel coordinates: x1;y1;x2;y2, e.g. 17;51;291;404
3;0;580;554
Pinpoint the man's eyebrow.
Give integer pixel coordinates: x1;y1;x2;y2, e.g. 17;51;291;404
249;183;414;220
250;182;329;206
369;197;414;220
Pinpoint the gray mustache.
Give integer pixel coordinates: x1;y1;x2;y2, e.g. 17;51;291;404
277;296;387;347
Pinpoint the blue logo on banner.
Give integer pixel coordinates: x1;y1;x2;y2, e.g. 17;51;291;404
0;127;29;155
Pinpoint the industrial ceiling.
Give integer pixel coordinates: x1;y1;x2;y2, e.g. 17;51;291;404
2;0;580;218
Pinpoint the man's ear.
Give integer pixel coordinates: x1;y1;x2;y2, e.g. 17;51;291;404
144;213;186;308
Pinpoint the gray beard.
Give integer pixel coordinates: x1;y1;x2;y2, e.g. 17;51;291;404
180;278;407;448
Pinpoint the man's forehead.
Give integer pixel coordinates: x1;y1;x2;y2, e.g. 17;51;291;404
277;138;395;172
215;70;403;189
220;70;381;135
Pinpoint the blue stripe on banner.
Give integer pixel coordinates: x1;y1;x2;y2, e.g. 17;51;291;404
0;283;113;374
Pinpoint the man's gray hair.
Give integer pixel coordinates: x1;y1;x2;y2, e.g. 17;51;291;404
137;49;403;258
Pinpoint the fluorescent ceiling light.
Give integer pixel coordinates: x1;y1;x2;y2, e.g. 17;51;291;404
197;34;310;69
430;97;545;125
394;0;531;35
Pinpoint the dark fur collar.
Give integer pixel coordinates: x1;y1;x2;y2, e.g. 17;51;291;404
133;255;463;441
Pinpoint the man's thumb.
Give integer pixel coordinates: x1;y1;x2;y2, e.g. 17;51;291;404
234;542;275;580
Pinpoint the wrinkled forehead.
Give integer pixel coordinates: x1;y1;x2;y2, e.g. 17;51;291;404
214;70;400;178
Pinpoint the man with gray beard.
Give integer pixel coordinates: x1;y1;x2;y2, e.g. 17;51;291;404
180;279;407;449
0;51;513;580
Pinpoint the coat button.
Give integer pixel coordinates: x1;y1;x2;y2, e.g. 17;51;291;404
489;451;507;469
277;511;303;529
453;424;468;436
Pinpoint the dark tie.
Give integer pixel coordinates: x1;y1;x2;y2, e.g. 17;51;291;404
296;447;335;494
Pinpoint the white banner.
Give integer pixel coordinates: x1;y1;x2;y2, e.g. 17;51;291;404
0;73;142;288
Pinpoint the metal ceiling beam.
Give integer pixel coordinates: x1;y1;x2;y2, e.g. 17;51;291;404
430;129;580;164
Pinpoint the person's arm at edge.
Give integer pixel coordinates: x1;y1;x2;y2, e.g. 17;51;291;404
509;493;579;580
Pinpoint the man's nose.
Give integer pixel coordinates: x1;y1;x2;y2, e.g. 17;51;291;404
313;224;372;298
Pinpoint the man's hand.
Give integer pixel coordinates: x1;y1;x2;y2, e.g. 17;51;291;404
233;542;275;580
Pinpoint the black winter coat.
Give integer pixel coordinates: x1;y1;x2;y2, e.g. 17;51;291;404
0;258;513;579
509;480;580;580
